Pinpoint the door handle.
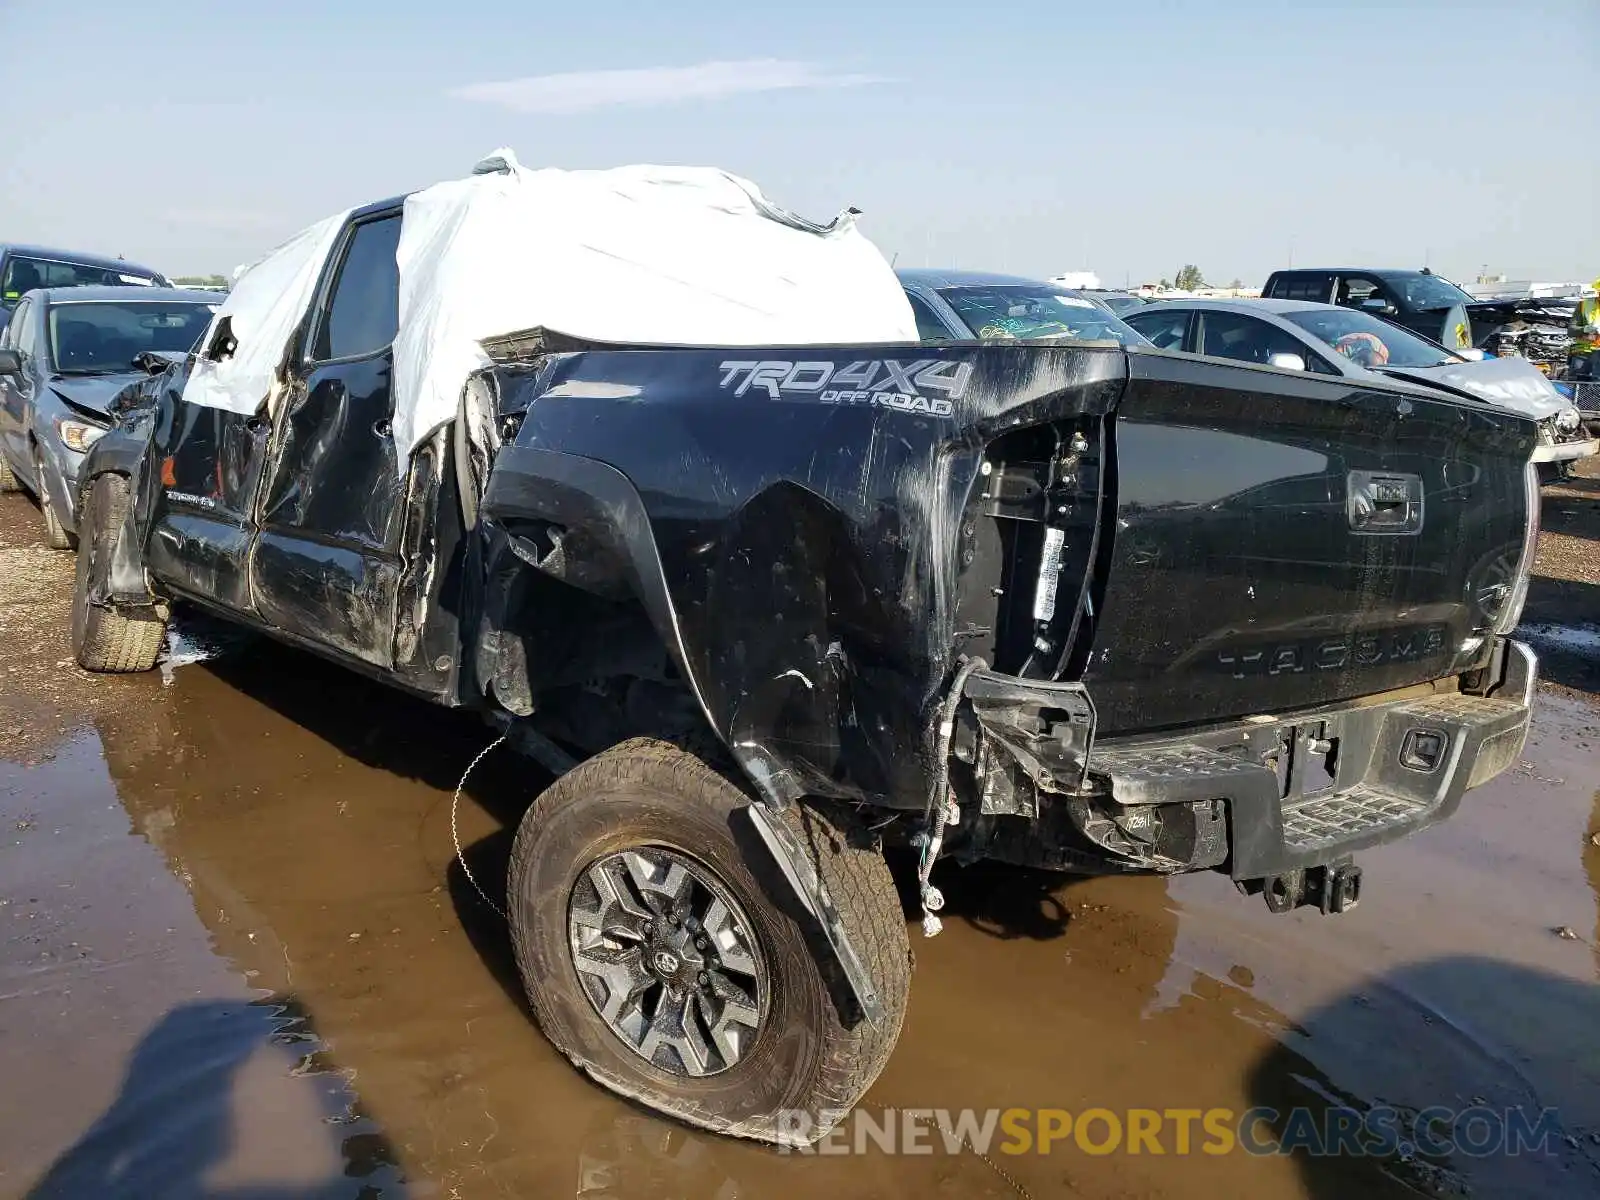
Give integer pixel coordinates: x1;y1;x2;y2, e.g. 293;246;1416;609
373;418;393;438
1347;471;1423;535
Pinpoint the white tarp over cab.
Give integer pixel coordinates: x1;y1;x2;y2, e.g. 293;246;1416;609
181;148;917;463
181;210;351;417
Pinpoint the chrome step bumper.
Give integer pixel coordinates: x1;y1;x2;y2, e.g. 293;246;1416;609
1085;640;1536;879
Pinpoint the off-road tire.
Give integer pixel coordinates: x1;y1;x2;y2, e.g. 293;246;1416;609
508;737;911;1144
0;453;18;492
72;473;165;673
35;449;72;550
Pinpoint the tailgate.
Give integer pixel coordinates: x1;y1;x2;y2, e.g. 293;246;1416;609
1083;351;1536;735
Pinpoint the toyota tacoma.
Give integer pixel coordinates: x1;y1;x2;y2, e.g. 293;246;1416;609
71;190;1542;1146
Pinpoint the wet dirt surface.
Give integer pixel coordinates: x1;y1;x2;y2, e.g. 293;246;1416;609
3;468;1600;1199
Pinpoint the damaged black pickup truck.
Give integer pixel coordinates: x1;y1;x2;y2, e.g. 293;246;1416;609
74;237;1542;1145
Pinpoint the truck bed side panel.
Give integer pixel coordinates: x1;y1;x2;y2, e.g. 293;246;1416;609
487;344;1126;806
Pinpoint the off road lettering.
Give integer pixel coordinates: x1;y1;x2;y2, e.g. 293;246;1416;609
718;358;972;417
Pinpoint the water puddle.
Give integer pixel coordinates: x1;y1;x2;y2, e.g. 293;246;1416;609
2;633;1597;1197
1519;622;1600;659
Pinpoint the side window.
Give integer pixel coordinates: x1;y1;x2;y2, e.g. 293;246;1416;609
1273;274;1335;303
312;214;403;362
1124;307;1189;351
1334;274;1392;309
2;257;46;301
13;298;38;353
906;293;953;341
1200;312;1319;368
44;261;108;287
2;256;146;293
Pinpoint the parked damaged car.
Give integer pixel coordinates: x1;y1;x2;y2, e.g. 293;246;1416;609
0;286;218;547
1122;297;1596;480
70;160;1546;1146
898;268;1149;345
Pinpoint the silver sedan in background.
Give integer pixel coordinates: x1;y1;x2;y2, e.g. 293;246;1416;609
0;286;218;547
1121;297;1596;477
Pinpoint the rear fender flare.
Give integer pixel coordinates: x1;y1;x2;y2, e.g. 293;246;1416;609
478;446;754;794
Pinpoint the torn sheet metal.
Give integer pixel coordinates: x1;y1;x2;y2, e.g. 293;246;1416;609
1381;354;1568;420
480;342;1128;810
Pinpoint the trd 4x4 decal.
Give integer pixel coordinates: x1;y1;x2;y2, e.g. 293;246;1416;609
718;358;973;418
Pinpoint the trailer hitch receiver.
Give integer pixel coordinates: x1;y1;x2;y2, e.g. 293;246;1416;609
1243;859;1363;915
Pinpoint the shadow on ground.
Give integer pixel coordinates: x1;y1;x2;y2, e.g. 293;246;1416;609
25;996;406;1200
1519;575;1600;692
1248;956;1600;1198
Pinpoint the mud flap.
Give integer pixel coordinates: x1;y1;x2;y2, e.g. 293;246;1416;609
744;803;884;1027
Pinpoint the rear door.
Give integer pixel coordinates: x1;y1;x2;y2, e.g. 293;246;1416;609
248;208;406;667
1085;350;1530;734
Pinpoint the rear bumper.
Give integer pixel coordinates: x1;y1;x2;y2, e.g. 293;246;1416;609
954;639;1536;881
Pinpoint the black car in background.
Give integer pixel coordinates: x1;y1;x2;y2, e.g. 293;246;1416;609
0;244;170;333
1261;267;1526;352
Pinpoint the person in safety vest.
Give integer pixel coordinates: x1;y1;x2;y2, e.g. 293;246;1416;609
1569;278;1600;380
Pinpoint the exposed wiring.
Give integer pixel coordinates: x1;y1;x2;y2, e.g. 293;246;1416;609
452;734;509;919
917;655;986;937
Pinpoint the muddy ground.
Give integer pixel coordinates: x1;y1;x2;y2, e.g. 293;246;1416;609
2;461;1598;1199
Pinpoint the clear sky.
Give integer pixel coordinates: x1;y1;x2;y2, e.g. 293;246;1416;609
1;0;1594;286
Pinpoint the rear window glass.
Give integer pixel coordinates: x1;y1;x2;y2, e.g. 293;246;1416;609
1269;274;1334;303
937;285;1146;345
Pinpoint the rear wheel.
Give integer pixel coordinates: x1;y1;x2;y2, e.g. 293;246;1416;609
35;448;72;550
0;453;18;492
508;737;911;1144
72;473;166;673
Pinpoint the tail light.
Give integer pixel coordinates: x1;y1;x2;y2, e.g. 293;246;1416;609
1493;460;1541;635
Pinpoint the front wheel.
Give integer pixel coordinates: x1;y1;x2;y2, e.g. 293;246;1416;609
72;473;166;672
508;737;911;1144
0;452;18;492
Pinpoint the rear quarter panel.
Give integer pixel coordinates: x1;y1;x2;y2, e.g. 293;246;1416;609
489;343;1126;806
